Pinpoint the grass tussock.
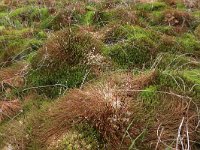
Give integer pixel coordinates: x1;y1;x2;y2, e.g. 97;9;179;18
25;70;200;149
34;71;157;148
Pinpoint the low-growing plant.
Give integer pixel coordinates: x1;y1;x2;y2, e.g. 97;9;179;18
28;27;105;97
103;25;158;68
139;85;158;106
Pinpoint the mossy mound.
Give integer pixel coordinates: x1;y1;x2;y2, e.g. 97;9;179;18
176;33;200;54
52;123;102;150
0;6;49;28
103;25;159;68
0;28;44;66
181;69;200;96
15;70;200;149
158;32;200;55
40;2;87;30
28;27;106;97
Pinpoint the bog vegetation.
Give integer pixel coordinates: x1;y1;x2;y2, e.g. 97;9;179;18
0;0;200;149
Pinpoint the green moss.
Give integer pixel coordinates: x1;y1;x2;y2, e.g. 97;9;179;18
180;69;200;97
1;28;33;36
158;32;200;54
92;7;137;27
28;66;90;98
83;10;96;25
59;124;101;150
37;31;47;39
156;69;200;98
66;123;102;149
0;12;7;18
182;69;200;87
40;16;56;29
189;11;200;30
9;6;49;20
0;38;43;65
103;25;158;68
182;69;200;84
192;11;200;20
104;25;129;44
135;2;167;11
93;10;113;27
176;33;200;53
155;71;179;91
0;12;16;27
176;2;187;10
104;40;154;68
104;25;158;43
40;11;83;30
26;51;37;63
0;6;49;27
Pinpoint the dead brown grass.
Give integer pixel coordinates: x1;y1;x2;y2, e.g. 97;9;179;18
2;70;200;149
31;28;103;70
113;8;138;25
0;100;21;122
33;71;157;148
146;95;199;149
183;0;200;8
40;71;199;149
164;10;192;27
0;62;27;88
164;0;180;6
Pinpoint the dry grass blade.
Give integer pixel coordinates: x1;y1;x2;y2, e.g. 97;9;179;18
0;100;21;122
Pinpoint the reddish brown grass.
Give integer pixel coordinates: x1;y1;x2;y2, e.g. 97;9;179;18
0;100;21;122
31;28;102;70
0;62;27;88
34;71;157;148
5;70;200;149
